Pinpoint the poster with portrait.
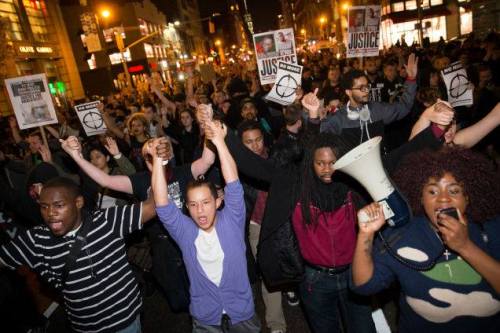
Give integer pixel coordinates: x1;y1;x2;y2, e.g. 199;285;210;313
253;28;298;85
5;74;58;130
75;101;107;136
347;5;381;58
80;12;102;53
441;61;473;107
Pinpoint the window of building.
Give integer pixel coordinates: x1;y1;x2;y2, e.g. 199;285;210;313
109;49;131;65
460;7;472;35
0;0;24;40
421;0;430;8
430;0;443;6
80;33;87;48
23;0;51;42
405;1;417;10
144;43;154;58
103;26;125;43
392;2;405;12
87;54;96;69
138;18;148;35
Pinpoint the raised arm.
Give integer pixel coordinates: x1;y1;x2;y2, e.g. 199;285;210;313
151;139;169;206
197;103;276;183
352;203;387;286
205;121;237;183
60;136;134;194
104;136;136;176
375;54;418;124
44;125;60;139
409;101;454;140
141;195;156;224
191;140;216;179
149;76;176;111
453;102;500;148
98;103;127;141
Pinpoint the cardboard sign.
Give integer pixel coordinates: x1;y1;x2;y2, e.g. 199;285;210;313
80;12;102;53
347;5;381;58
441;61;473;107
199;64;216;83
265;62;303;106
253;28;298;85
5;74;58;130
74;101;107;136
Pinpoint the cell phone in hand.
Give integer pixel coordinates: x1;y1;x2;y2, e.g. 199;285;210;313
439;207;459;220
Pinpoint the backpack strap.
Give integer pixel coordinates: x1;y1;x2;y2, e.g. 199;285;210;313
61;212;93;285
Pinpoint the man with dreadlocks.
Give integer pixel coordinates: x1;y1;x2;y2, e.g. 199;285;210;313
202;89;375;332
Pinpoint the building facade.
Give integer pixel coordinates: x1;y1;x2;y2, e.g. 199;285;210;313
472;0;500;39
0;0;84;115
380;0;473;48
61;0;181;96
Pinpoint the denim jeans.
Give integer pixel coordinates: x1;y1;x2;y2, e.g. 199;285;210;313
115;315;141;333
299;266;376;333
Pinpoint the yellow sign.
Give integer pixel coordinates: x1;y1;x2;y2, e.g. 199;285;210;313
19;46;35;53
36;46;53;53
18;46;53;54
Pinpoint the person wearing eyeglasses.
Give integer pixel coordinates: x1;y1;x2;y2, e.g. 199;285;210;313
317;54;419;147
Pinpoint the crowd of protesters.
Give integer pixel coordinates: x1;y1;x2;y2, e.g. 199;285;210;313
0;31;499;333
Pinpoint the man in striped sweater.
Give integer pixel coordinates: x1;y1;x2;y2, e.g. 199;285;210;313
0;177;156;332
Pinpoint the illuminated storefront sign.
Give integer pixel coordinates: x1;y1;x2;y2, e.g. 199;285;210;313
18;45;54;54
19;46;35;53
36;46;53;53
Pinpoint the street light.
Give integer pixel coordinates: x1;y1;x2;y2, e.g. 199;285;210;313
319;16;327;40
300;28;307;44
342;3;350;11
174;20;180;26
101;9;110;19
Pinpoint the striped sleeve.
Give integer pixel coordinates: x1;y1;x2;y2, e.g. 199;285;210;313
0;230;38;269
105;204;143;239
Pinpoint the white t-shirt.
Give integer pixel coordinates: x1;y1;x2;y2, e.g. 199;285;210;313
195;228;224;287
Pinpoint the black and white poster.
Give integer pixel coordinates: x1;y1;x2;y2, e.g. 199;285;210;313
75;101;107;136
5;74;58;130
441;61;473;107
265;62;303;106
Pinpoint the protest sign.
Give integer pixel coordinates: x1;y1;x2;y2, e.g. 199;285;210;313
441;61;473;107
347;5;381;58
75;101;107;136
253;28;298;85
265;61;303;106
80;12;102;53
5;74;58;130
199;64;216;83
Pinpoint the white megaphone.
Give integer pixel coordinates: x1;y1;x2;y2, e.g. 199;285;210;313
333;136;411;227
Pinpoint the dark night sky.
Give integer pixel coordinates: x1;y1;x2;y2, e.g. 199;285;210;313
152;0;281;33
